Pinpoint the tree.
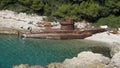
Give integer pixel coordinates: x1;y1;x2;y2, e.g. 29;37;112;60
0;0;16;9
105;0;120;14
95;15;120;28
54;4;71;19
31;0;44;12
0;0;120;25
18;0;32;6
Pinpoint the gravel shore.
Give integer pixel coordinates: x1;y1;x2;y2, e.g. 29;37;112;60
85;32;120;45
0;10;44;31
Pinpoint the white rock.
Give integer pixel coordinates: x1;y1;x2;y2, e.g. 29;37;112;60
85;32;120;45
118;28;120;31
63;51;110;68
110;42;120;57
100;25;108;29
108;51;120;68
0;10;45;30
13;64;43;68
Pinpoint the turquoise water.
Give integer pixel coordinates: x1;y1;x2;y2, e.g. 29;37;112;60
0;35;110;68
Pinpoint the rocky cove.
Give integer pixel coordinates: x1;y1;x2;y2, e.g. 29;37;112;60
12;44;120;68
0;35;112;68
10;34;120;68
0;10;107;39
0;10;120;68
3;33;120;68
13;51;120;68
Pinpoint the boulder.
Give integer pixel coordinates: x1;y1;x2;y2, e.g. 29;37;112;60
100;25;108;29
46;63;63;68
13;64;43;68
110;42;120;57
63;51;110;68
108;51;120;68
13;64;29;68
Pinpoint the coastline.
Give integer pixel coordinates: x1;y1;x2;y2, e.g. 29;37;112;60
0;10;44;32
0;27;23;35
1;10;120;68
85;32;120;45
11;32;120;68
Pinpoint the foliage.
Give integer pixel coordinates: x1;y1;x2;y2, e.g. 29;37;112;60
94;15;120;28
105;0;120;14
0;0;120;27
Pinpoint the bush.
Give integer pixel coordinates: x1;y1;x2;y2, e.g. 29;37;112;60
94;15;120;28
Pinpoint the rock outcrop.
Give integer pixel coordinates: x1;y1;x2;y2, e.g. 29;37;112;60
110;42;120;57
13;63;63;68
0;10;45;31
13;64;43;68
108;51;120;68
15;51;120;68
63;51;110;68
45;63;63;68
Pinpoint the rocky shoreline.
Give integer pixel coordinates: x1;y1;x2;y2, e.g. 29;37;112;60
0;27;23;35
0;10;120;68
11;29;120;68
6;31;120;68
85;32;120;57
0;10;45;32
13;51;120;68
85;32;120;45
9;42;119;68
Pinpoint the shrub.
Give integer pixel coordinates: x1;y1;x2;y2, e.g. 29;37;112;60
94;15;120;28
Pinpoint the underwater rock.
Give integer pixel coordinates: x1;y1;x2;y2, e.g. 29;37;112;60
63;51;110;68
13;64;43;68
13;63;63;68
45;63;63;68
13;64;29;68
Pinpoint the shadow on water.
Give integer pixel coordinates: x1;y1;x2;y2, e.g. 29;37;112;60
89;46;111;57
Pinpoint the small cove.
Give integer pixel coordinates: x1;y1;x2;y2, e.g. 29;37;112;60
0;35;110;68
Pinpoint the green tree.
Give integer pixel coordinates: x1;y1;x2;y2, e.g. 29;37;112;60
0;0;120;25
31;0;44;11
105;0;120;14
18;0;32;6
95;15;120;28
0;0;16;9
44;3;51;15
54;4;71;19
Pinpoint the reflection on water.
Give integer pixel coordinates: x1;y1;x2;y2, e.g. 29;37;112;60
0;35;110;68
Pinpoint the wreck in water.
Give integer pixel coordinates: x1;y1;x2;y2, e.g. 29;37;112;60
22;19;107;39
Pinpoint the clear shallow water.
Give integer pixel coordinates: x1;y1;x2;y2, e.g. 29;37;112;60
0;35;110;68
